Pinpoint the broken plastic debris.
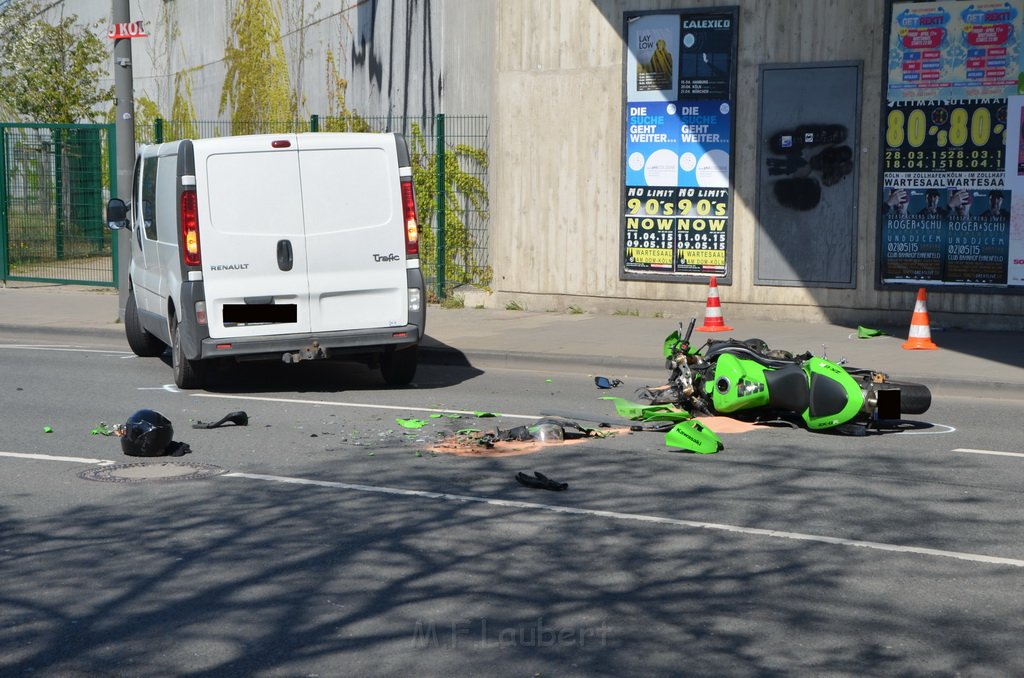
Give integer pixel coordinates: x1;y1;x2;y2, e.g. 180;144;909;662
192;410;249;429
600;396;679;421
396;418;428;429
43;426;53;433
528;423;564;443
851;325;888;339
665;420;722;454
429;413;444;419
456;428;481;435
637;410;693;423
474;411;500;418
90;423;115;436
594;376;623;389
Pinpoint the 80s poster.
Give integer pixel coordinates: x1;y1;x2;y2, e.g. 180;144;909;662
881;0;1024;288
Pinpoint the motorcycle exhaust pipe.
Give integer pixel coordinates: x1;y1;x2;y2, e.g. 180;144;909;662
861;385;902;420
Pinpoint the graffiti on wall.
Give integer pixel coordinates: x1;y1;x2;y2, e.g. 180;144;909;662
765;124;854;210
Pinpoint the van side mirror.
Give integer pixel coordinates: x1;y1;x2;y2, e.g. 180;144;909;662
106;198;129;230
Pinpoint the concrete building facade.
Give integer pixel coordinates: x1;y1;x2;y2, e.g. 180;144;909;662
49;0;1024;329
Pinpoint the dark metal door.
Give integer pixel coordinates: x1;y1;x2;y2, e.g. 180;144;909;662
756;62;862;287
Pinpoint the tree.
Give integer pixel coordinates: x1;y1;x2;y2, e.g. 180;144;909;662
0;1;113;123
219;0;294;134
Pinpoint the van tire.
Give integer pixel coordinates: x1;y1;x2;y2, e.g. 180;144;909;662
171;318;206;390
380;346;417;386
125;290;165;357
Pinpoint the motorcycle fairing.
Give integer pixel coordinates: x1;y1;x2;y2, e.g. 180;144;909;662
803;360;863;429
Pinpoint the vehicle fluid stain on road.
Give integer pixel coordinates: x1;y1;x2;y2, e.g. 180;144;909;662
428;429;628;457
427;417;765;457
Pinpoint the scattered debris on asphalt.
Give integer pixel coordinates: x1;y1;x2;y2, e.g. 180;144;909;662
515;471;568;491
594;376;623;389
192;410;249;429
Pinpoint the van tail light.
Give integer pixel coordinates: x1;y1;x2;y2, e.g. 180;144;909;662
401;177;419;257
181;189;201;267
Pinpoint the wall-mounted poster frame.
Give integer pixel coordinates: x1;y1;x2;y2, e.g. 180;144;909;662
620;7;739;284
878;0;1024;291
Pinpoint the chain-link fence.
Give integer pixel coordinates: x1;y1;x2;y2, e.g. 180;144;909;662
139;114;490;298
0;122;117;286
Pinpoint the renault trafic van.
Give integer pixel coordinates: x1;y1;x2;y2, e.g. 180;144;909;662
106;132;425;389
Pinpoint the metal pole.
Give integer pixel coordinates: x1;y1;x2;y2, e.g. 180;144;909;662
435;113;446;299
112;0;135;320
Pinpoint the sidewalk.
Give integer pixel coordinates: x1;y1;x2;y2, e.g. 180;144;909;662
2;282;1023;397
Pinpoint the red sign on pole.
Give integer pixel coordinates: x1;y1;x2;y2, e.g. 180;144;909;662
108;21;148;39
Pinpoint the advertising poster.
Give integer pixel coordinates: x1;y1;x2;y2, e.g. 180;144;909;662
881;0;1024;288
622;9;738;280
1004;95;1024;284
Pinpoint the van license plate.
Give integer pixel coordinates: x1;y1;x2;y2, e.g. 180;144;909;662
223;304;297;326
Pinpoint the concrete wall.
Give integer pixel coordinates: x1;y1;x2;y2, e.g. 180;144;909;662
491;0;1024;330
47;0;1024;329
59;0;491;123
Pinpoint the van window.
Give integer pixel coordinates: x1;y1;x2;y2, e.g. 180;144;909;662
141;156;158;240
156;155;179;243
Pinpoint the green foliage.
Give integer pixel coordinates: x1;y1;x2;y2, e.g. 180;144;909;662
440;294;466;309
168;68;200;141
0;1;113;123
408;122;492;291
219;0;295;134
321;49;371;133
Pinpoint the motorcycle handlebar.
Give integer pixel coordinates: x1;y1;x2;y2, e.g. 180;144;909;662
683;317;696;345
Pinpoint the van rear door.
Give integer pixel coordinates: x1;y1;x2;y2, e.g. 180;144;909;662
196;134;311;338
295;133;409;332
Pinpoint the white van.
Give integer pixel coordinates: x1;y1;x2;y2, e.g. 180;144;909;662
106;132;426;389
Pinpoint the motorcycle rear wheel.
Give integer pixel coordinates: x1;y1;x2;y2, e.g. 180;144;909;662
887;381;932;415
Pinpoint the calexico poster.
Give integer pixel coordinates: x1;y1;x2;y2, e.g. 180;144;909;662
621;8;738;281
881;0;1024;288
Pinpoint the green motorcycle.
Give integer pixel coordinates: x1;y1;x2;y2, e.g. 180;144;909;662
644;319;932;433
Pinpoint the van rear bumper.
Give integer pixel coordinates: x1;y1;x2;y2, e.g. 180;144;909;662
198;325;422;361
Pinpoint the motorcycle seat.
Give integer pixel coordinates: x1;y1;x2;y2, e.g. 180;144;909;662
765;364;810;413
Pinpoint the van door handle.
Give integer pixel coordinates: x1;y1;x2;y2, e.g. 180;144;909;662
277;239;293;271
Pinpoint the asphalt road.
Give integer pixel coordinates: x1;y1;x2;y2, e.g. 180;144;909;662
1;333;1023;677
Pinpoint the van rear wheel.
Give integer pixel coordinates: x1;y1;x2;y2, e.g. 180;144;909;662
171;318;206;390
380;346;418;386
124;290;165;357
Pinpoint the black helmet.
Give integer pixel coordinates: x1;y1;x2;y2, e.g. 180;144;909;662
121;409;174;457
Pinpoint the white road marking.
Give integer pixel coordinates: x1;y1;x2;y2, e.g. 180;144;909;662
0;451;115;465
899;423;956;435
224;471;1024;569
954;448;1024;458
0;344;129;355
4;450;1021;568
192;392;538;420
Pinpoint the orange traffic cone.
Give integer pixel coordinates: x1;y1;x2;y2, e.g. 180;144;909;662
901;288;938;350
697;276;733;332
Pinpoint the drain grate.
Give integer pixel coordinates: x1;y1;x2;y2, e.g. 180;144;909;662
79;461;227;484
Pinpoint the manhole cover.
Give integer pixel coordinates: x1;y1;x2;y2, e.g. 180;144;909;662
79;461;227;484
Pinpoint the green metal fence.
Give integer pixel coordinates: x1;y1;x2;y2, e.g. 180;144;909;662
139;114;490;298
0;122;117;286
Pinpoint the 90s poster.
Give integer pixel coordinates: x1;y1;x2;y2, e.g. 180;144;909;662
621;8;738;281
